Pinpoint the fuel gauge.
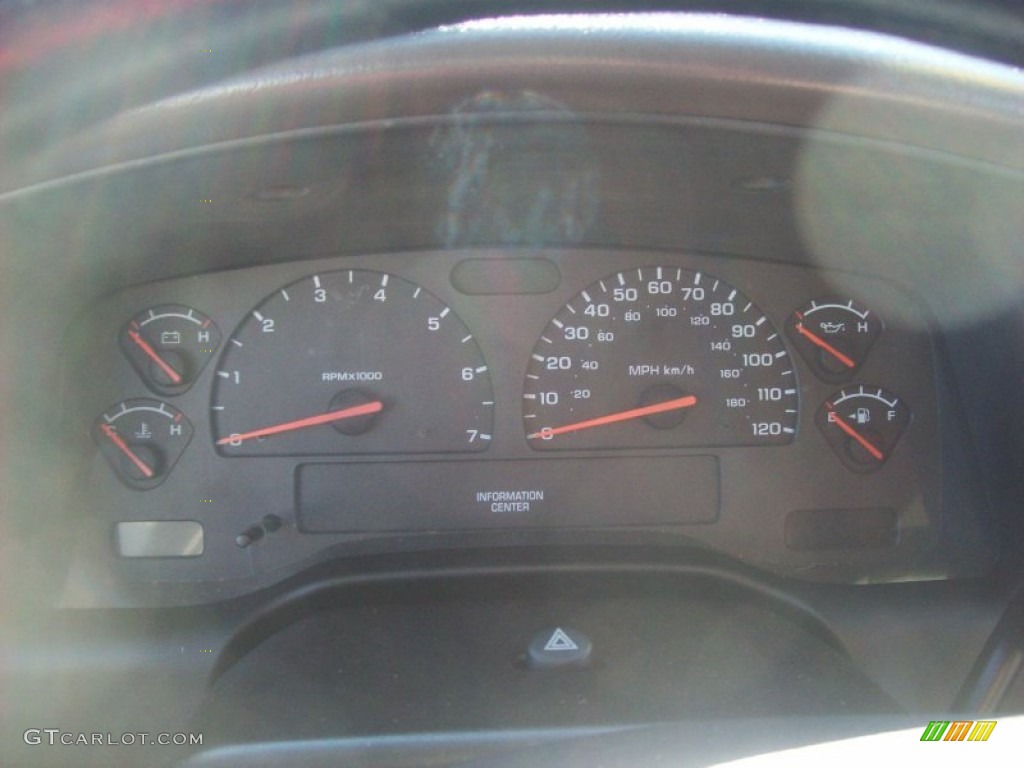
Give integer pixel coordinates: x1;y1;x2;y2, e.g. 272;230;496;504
787;298;882;381
816;386;910;473
92;399;193;489
120;305;220;395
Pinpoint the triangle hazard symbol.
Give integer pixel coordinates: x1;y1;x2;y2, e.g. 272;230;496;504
543;627;579;652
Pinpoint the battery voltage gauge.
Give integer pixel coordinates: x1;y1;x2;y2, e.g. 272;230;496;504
119;305;221;396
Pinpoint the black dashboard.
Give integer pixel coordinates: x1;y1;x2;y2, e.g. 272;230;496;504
3;4;1024;767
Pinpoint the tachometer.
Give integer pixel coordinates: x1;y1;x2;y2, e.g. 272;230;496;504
212;270;493;455
523;266;798;449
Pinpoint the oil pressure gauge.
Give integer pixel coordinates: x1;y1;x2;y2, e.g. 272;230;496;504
120;305;221;395
786;298;882;381
816;386;910;473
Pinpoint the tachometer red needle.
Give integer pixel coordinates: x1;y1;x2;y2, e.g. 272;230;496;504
527;395;697;440
217;401;384;445
127;329;183;384
794;322;856;369
826;405;885;461
100;423;155;478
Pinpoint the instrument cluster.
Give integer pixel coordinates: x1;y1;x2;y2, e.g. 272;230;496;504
62;249;951;605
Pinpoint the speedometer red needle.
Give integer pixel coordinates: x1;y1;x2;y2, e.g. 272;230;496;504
127;329;183;384
217;401;384;445
826;405;885;461
794;322;856;369
527;395;697;440
100;423;155;478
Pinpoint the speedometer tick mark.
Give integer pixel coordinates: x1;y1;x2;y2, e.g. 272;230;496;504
541;336;552;344
461;335;472;343
581;290;591;303
728;290;737;301
380;274;389;287
313;275;321;288
756;317;766;326
253;311;264;321
231;339;243;347
532;354;545;362
439;307;450;318
413;287;421;298
552;319;564;329
281;289;290;301
566;305;576;314
617;273;625;286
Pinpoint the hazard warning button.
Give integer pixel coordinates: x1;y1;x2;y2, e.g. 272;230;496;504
527;626;593;669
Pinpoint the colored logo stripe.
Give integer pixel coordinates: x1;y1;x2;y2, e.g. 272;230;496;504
968;721;997;741
919;720;996;742
944;721;974;741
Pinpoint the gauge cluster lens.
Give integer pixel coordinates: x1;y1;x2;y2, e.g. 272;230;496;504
212;270;494;455
523;267;799;449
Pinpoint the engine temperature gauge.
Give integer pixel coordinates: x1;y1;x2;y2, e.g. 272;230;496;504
786;298;882;381
119;305;220;395
816;386;910;473
92;399;193;489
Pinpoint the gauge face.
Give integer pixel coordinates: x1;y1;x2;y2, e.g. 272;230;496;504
212;270;494;456
92;399;193;489
523;267;798;449
119;305;221;395
816;386;910;472
786;298;882;381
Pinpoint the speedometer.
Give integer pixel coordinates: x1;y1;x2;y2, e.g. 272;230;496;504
523;266;798;449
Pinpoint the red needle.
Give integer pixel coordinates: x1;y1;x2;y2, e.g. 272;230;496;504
826;405;885;461
527;395;697;440
127;329;183;384
794;322;856;369
218;401;384;445
100;423;155;478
